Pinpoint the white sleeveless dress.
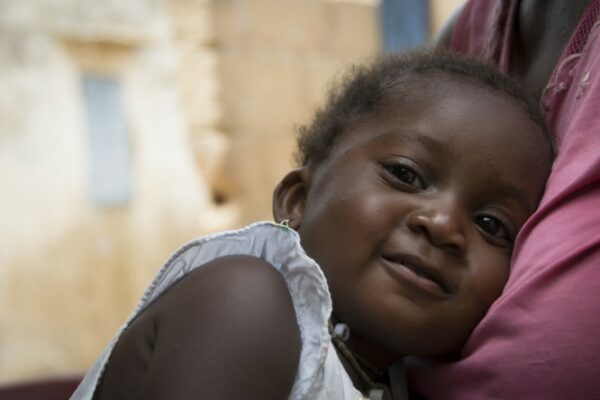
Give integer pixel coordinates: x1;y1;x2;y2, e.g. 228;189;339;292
70;221;366;400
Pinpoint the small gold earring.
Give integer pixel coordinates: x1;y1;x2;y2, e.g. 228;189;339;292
279;219;291;228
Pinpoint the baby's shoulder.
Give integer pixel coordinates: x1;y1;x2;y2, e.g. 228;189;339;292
156;254;298;320
152;254;299;339
100;255;302;399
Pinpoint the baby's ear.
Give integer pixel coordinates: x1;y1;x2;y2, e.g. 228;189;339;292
272;167;309;229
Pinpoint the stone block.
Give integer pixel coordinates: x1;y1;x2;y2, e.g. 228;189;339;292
248;0;328;52
219;48;307;132
215;0;329;53
324;0;381;58
168;0;216;45
225;133;296;223
175;49;221;127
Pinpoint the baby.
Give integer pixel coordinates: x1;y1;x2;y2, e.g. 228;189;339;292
71;49;553;400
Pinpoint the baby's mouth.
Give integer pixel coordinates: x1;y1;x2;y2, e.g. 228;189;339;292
381;253;451;296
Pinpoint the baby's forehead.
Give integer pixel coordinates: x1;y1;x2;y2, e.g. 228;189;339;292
380;70;505;105
359;74;531;133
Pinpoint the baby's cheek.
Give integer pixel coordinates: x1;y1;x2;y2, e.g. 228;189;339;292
465;266;509;319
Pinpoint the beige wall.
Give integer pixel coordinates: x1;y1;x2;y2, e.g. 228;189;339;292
0;0;231;383
214;0;381;223
0;0;463;385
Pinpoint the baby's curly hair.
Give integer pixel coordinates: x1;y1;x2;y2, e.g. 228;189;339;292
295;49;552;166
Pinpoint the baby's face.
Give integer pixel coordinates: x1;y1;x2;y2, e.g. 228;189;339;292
296;77;551;360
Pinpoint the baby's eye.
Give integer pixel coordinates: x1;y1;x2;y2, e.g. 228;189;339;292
385;164;426;190
475;215;511;242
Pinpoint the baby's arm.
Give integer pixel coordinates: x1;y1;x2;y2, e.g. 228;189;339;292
94;255;301;400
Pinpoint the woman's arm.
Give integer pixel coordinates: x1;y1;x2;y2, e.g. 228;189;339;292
95;255;301;400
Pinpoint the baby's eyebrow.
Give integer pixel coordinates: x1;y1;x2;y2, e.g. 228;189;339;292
489;184;538;217
411;133;447;154
377;130;446;155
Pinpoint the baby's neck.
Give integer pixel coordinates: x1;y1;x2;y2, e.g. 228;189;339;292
346;334;401;373
330;321;403;393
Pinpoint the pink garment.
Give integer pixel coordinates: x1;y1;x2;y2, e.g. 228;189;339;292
409;1;600;399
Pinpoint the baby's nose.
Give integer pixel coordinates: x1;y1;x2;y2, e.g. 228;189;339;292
406;205;467;256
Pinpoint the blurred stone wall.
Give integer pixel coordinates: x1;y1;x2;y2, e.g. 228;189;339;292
212;0;381;223
0;0;232;383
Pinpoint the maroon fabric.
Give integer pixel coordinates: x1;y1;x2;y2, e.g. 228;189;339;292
0;376;82;400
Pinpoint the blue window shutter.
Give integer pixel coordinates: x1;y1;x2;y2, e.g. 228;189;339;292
380;0;430;52
82;75;132;206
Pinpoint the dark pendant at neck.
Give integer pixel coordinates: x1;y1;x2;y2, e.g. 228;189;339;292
328;321;390;397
